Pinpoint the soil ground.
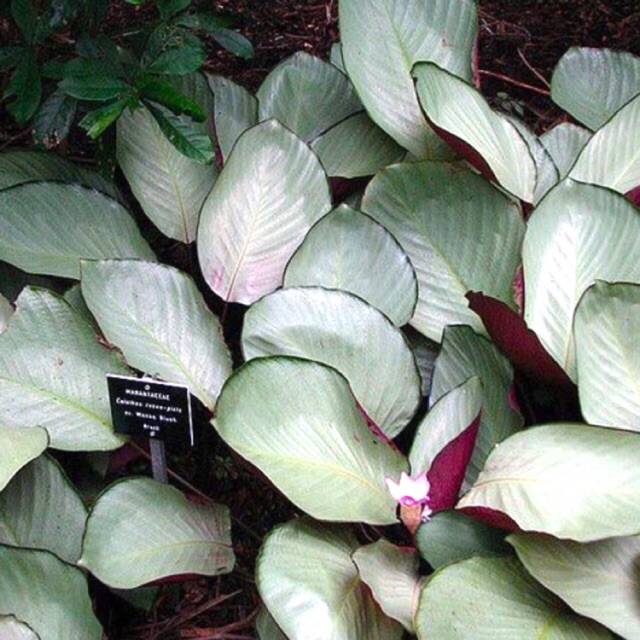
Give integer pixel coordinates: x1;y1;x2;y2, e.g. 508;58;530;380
1;1;640;638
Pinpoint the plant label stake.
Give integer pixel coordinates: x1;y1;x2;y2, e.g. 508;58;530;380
106;374;194;483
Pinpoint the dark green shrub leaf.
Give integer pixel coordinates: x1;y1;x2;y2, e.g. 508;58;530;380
79;97;131;138
0;46;22;72
145;26;205;75
58;74;130;101
211;28;253;59
139;77;205;120
157;0;191;20
32;90;77;147
146;101;214;163
175;11;236;31
11;0;37;43
41;59;65;79
4;50;41;123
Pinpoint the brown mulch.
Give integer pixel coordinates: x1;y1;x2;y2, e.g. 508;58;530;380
2;1;640;638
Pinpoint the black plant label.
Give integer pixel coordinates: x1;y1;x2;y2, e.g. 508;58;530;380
107;374;194;446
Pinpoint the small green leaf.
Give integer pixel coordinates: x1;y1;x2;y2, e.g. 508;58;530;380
145;101;214;163
148;43;205;75
139;77;205;120
4;50;41;123
145;26;205;75
79;97;131;138
11;0;37;43
174;11;236;30
62;56;119;79
58;75;130;101
0;46;22;72
211;28;254;59
41;59;65;79
157;0;191;20
32;90;77;147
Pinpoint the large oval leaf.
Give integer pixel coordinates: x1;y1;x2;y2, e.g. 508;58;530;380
79;477;234;588
257;518;403;640
569;93;640;195
0;426;48;492
551;47;640;130
353;539;421;633
0;293;12;333
214;357;407;524
310;112;404;178
363;161;524;342
415;555;612;639
430;325;523;486
0;455;86;564
207;74;258;162
0;182;154;279
0;546;102;640
197;120;331;304
510;533;640;640
242;287;420;438
117;73;217;243
0;616;39;640
0;287;128;451
540;123;591;178
417;510;509;570
257;51;361;142
283;206;418;326
523;180;640;380
414;63;536;202
339;0;477;158
459;423;640;542
508;118;559;205
574;281;640;431
81;260;231;411
0;149;118;198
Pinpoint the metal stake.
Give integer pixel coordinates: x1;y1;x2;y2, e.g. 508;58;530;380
149;438;168;484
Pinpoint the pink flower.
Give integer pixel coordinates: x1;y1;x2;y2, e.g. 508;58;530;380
386;471;431;508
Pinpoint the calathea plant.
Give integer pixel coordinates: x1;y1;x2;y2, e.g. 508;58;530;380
0;0;640;637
